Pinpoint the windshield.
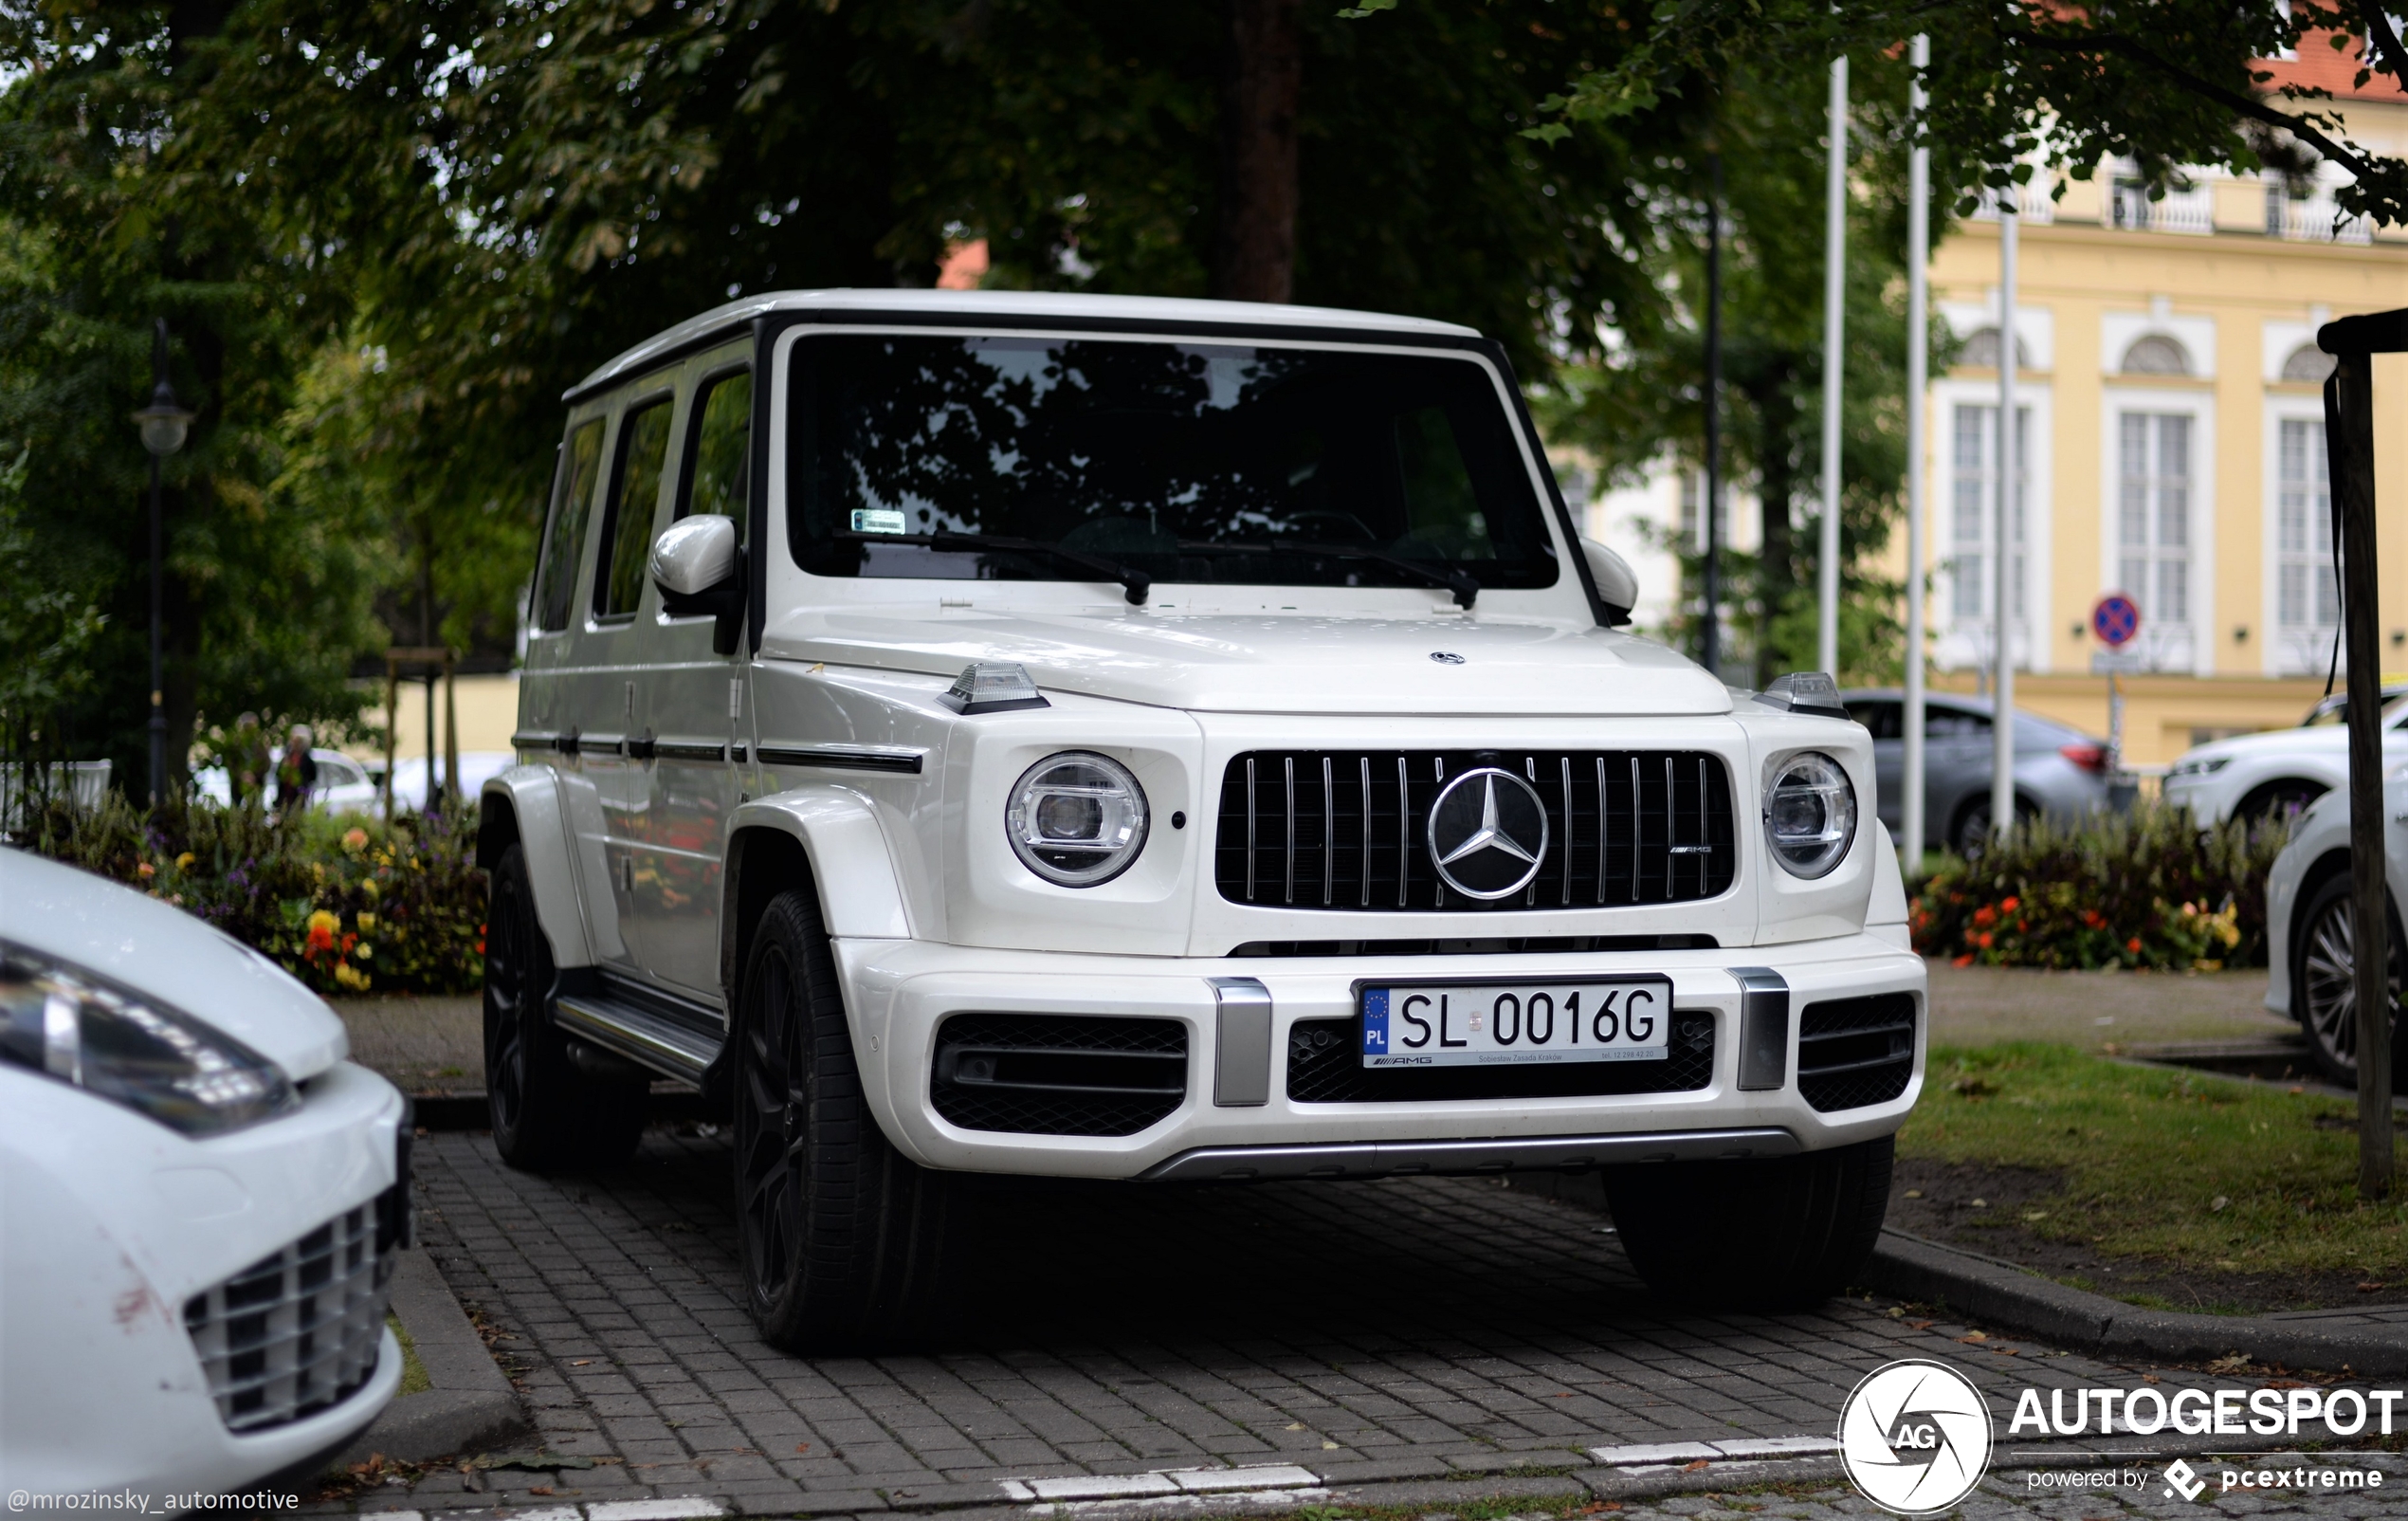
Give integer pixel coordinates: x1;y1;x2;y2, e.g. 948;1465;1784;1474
785;334;1560;593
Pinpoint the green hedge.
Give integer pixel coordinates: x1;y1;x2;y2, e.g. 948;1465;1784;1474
1910;804;2290;971
15;792;486;996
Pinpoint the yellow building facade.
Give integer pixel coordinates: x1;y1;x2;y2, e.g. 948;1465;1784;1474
1910;64;2408;763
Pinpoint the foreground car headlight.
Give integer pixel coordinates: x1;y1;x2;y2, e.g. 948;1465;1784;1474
1762;752;1857;879
0;944;299;1136
1007;751;1150;887
2166;755;2234;779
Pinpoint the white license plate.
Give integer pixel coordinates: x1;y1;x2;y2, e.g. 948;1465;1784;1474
1359;978;1673;1068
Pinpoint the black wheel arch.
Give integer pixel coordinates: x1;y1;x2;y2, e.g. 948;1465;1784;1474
710;826;820;1106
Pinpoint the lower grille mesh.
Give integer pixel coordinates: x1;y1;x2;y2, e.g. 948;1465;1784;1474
1286;1010;1717;1103
183;1203;393;1433
1797;993;1918;1111
931;1013;1188;1136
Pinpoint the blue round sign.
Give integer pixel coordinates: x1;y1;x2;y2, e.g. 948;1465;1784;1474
2092;594;2141;649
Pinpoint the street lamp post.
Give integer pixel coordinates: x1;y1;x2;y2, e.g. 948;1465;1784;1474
132;319;194;808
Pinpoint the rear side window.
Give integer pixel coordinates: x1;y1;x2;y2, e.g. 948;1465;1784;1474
535;418;605;632
597;395;676;619
679;370;751;544
1926;707;1992;738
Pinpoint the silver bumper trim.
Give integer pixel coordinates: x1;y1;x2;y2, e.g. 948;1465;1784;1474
1139;1126;1801;1182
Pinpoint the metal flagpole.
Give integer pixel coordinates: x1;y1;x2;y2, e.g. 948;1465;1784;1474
1990;188;2019;841
1901;36;1930;869
1817;56;1849;678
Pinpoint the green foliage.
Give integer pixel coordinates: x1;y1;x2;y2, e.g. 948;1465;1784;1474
1531;53;1940;686
20;792;485;997
1911;806;2292;970
1904;1044;2408;1288
1505;0;2408;228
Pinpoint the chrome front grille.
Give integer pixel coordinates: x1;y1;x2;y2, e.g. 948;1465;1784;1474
183;1203;394;1433
1213;749;1738;911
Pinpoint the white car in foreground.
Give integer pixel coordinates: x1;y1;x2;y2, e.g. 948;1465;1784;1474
2163;693;2408;825
1;849;407;1499
2265;779;2408;1082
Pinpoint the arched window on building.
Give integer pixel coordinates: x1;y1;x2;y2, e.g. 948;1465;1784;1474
2281;343;2338;383
2120;335;2194;376
1957;326;2031;370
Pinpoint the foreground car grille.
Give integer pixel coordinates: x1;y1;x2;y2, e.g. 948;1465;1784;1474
1797;993;1918;1111
931;1013;1188;1136
183;1203;394;1433
1214;750;1736;911
1286;1010;1717;1103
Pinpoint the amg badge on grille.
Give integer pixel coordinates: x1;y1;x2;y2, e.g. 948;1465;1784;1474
1426;768;1550;900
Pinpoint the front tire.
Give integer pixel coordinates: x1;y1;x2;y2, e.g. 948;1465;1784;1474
483;843;646;1170
2291;872;2404;1085
733;886;951;1353
1605;1136;1893;1310
1950;796;2037;857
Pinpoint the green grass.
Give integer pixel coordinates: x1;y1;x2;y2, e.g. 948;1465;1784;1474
389;1314;431;1397
1900;1043;2408;1280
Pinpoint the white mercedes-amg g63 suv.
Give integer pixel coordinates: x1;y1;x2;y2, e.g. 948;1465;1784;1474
479;289;1925;1349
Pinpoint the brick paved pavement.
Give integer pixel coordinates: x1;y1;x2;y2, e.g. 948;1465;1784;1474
376;1127;2390;1518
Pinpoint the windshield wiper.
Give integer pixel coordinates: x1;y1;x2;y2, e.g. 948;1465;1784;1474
841;530;1152;606
1177;540;1478;610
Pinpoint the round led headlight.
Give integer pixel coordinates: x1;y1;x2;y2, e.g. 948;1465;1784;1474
1762;751;1857;879
1006;751;1150;888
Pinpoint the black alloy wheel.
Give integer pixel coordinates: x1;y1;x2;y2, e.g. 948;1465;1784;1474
483;842;645;1169
733;886;952;1353
2292;872;2405;1085
2235;779;2326;827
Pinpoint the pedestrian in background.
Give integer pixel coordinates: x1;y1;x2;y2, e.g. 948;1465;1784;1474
228;711;270;807
274;724;318;817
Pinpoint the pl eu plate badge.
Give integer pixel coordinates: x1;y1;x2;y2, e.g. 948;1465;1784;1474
1363;988;1391;1058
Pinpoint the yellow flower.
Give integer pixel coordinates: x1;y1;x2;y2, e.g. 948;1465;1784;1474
307;909;341;936
360;878;380;901
356;943;374;960
175;852;195;872
356;912;377;932
333;962;371;991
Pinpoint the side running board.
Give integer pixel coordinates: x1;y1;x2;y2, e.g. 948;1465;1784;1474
554;990;722;1083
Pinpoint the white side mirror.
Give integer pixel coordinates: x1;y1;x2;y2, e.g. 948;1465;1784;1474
650;516;739;597
1579;538;1638;626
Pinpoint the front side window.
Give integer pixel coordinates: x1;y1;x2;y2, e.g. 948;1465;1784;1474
680;370;752;543
535;419;605;633
786;335;1558;593
2118;411;2192;641
597;395;677;620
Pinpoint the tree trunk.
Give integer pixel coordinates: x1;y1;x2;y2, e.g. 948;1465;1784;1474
1212;0;1303;303
1753;381;1799;687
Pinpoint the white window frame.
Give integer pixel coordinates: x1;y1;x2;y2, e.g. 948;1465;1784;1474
2263;395;2339;676
2100;385;2215;675
1930;376;2053;674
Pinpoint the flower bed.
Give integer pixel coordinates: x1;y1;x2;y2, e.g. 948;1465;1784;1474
14;791;486;996
1910;805;2289;971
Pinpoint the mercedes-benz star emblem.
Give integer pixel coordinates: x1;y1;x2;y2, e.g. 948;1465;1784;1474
1426;768;1549;900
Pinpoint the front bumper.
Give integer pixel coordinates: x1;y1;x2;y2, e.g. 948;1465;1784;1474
0;1060;407;1500
837;933;1925;1179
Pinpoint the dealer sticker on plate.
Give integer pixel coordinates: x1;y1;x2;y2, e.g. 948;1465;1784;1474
1359;978;1672;1068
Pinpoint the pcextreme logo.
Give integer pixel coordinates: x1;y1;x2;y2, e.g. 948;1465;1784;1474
1837;1360;1996;1514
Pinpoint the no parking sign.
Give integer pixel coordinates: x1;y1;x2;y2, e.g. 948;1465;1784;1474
2092;593;2141;649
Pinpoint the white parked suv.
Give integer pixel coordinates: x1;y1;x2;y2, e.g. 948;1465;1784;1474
478;290;1925;1347
2162;691;2408;825
1;849;408;1498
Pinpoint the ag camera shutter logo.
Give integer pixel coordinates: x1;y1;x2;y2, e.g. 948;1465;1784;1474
1838;1359;1995;1514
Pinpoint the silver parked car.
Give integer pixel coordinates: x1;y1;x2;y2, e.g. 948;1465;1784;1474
1840;690;2114;855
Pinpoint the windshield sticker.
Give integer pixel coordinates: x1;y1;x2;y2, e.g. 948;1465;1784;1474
851;508;909;535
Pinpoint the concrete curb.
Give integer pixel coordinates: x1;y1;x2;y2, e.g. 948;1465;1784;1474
1864;1227;2408;1375
336;1247;532;1469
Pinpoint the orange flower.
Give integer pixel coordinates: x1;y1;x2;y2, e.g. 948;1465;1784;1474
1952;953;1975;967
2126;937;2143;954
2001;895;2020;913
136;862;155;879
1973;906;1998;927
1978;932;1995;949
